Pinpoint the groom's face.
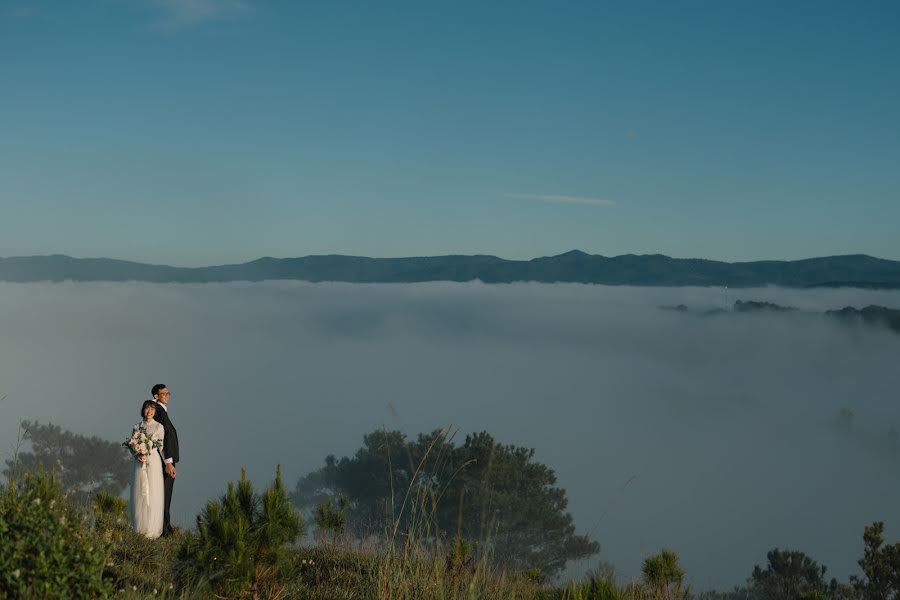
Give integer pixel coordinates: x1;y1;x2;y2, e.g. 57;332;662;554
155;387;171;405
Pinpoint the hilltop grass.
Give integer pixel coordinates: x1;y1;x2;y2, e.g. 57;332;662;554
96;500;547;599
99;531;652;600
89;487;602;599
86;476;548;599
91;491;670;600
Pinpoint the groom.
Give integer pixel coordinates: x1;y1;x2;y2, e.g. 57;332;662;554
150;383;180;537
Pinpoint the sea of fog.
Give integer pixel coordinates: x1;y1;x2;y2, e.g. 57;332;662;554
1;281;899;589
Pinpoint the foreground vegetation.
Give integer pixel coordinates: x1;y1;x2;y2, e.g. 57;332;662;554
3;421;900;599
3;465;900;599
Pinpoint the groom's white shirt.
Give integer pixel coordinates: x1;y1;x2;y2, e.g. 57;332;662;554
156;402;174;465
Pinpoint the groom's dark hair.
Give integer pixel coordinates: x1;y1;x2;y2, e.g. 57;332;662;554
151;384;167;399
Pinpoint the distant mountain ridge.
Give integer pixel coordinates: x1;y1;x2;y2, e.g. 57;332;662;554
2;251;900;288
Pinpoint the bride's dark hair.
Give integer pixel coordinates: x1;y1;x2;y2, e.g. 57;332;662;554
141;400;157;419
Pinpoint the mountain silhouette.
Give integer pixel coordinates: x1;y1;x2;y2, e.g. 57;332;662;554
2;251;900;287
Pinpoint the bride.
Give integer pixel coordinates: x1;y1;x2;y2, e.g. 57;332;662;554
128;400;166;538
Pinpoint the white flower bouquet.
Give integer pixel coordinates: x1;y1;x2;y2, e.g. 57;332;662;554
124;424;163;464
124;423;163;508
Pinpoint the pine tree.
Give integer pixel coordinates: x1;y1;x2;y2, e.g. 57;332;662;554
178;465;303;595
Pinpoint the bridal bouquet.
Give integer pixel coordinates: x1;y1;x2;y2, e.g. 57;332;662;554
124;424;163;464
125;424;163;508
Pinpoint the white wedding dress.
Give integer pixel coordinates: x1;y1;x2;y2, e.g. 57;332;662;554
129;419;166;538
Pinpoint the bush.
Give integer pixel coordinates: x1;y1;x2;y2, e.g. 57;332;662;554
176;465;303;596
93;489;129;531
0;468;112;599
642;549;688;600
314;493;349;545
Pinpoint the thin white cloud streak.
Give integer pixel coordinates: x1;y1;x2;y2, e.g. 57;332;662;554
150;0;248;29
505;193;617;207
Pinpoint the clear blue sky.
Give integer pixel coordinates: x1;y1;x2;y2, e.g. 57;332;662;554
2;0;898;266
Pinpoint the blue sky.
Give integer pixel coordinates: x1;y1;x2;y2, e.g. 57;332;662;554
2;0;898;266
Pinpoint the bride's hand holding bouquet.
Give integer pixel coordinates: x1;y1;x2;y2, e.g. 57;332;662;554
124;423;163;468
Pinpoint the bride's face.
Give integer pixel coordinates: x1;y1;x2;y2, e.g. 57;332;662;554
143;405;156;420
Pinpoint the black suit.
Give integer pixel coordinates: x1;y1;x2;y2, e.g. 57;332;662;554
152;401;179;536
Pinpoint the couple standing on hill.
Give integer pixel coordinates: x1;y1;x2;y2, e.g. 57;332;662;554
126;384;180;539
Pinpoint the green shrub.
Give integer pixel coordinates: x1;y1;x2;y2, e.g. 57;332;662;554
93;489;128;519
92;489;129;537
0;468;112;599
314;493;348;545
586;576;631;600
642;549;688;600
176;465;303;596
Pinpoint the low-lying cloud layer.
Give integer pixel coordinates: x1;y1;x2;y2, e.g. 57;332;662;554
1;281;899;588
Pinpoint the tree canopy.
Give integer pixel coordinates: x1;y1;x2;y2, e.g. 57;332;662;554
292;428;599;576
852;522;900;600
3;420;131;501
749;549;831;600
